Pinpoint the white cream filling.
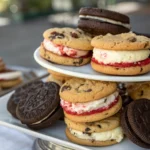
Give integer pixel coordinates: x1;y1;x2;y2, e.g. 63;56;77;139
69;127;124;142
0;71;22;80
61;91;118;114
79;15;130;29
43;39;89;58
93;48;150;64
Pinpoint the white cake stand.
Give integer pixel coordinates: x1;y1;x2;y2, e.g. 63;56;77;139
33;48;149;150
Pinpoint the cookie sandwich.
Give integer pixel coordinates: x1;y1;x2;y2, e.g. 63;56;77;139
60;78;122;122
16;82;63;130
40;28;92;66
78;7;130;36
65;114;124;146
91;32;150;75
121;100;150;148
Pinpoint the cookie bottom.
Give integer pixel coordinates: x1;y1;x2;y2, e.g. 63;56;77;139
40;46;91;66
64;96;122;122
66;128;117;146
91;61;150;75
0;78;22;89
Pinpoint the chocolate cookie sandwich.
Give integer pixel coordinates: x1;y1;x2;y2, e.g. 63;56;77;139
78;7;130;36
16;82;63;130
60;78;122;122
7;81;43;118
40;28;92;66
91;32;150;75
121;100;150;148
65;114;124;146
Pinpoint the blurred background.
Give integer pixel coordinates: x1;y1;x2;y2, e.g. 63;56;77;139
0;0;150;68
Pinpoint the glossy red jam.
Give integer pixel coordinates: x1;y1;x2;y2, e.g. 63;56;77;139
92;58;150;68
62;96;119;116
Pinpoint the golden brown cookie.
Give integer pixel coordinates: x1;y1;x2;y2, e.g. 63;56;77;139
0;78;22;89
43;28;93;50
64;96;122;122
47;69;71;81
40;45;91;66
47;74;64;86
128;82;150;100
65;113;120;133
91;61;150;76
91;32;150;50
66;127;122;146
60;78;117;103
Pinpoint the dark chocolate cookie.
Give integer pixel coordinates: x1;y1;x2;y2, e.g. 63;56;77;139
78;7;130;36
16;82;63;129
128;99;150;144
121;100;150;148
7;81;43;118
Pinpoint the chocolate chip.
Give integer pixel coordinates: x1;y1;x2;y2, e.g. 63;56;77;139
73;58;83;65
104;98;107;103
111;139;114;141
84;89;92;92
140;67;143;72
85;127;91;132
105;113;108;115
127;37;136;42
144;42;149;48
140;90;144;96
49;32;64;40
97;124;101;128
79;58;83;64
91;139;95;143
61;86;71;92
70;32;79;38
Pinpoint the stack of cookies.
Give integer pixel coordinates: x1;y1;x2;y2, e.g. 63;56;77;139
60;78;124;146
0;57;22;89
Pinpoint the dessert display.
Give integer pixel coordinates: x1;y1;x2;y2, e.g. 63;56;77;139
16;81;63;130
40;28;92;66
0;58;22;89
3;6;150;150
121;100;150;148
78;7;130;36
91;32;150;75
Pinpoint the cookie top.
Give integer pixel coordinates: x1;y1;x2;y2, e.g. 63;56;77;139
91;32;150;50
128;100;150;144
79;7;130;23
65;113;120;133
43;28;92;50
128;82;150;100
60;78;117;103
16;82;60;124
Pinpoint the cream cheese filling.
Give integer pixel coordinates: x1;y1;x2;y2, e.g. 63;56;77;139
0;71;22;80
61;91;118;114
79;15;130;29
93;48;150;64
69;127;124;142
43;39;89;58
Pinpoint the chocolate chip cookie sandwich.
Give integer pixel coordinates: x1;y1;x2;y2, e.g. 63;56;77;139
60;78;122;122
40;28;92;66
65;113;124;146
91;32;150;75
78;7;130;36
121;100;150;148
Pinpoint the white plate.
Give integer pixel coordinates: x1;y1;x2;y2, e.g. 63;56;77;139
34;48;150;82
0;93;147;150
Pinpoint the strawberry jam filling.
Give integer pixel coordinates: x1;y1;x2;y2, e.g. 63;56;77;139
61;96;119;116
92;57;150;68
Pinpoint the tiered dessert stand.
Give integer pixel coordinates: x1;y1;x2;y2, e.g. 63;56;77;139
33;47;150;150
0;47;149;150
